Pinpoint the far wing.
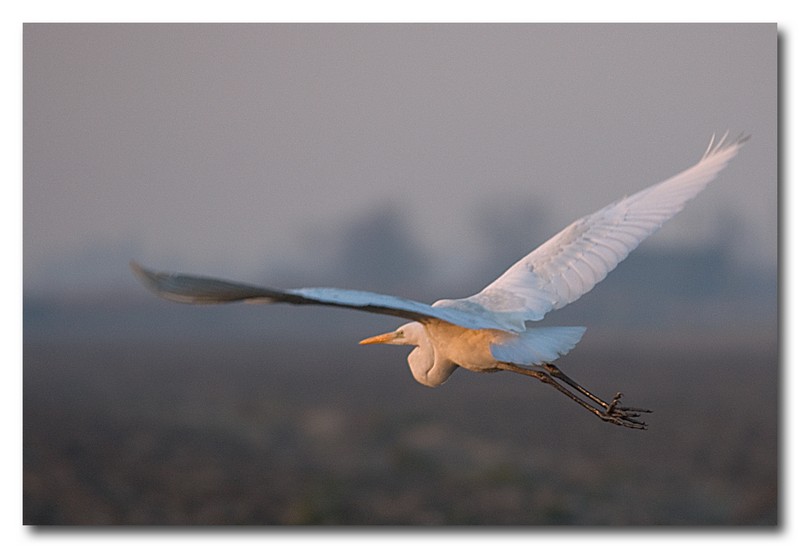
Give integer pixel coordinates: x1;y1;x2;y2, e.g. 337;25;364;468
438;133;748;332
130;262;509;331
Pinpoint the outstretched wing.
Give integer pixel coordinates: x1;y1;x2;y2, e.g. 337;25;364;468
437;133;748;332
130;262;509;331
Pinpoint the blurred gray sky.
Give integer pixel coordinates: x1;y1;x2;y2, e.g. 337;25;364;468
23;23;776;300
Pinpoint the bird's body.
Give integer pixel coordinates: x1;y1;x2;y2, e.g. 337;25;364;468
425;322;509;374
366;320;588;387
395;321;506;385
132;133;747;429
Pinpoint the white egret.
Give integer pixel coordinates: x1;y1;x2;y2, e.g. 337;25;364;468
132;133;747;429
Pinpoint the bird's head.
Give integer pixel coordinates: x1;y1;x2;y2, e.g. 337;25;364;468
359;322;424;347
359;321;448;386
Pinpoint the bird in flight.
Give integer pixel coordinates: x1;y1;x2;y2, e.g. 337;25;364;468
132;133;747;430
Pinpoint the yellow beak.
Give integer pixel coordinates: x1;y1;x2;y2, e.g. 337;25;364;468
359;331;399;345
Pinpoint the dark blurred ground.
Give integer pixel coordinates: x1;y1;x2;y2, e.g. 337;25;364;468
23;302;778;525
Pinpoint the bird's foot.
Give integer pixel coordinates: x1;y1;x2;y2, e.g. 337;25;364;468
599;392;652;430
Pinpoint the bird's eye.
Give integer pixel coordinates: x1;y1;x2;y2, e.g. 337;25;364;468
397;330;404;337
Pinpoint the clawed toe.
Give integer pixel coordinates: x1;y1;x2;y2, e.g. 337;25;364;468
606;391;624;414
601;392;652;429
601;410;648;429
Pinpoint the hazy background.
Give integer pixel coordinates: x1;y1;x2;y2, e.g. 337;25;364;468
23;23;777;525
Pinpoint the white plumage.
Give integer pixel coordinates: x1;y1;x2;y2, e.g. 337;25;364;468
132;133;747;429
490;326;587;366
440;133;747;331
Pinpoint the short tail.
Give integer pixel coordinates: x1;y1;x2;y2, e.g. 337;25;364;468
490;326;586;365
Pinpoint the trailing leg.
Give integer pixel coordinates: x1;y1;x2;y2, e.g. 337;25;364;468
542;363;652;415
496;362;650;430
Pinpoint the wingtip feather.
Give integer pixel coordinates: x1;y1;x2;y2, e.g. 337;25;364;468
702;131;749;160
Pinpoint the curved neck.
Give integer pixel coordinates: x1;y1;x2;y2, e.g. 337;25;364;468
407;329;457;387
